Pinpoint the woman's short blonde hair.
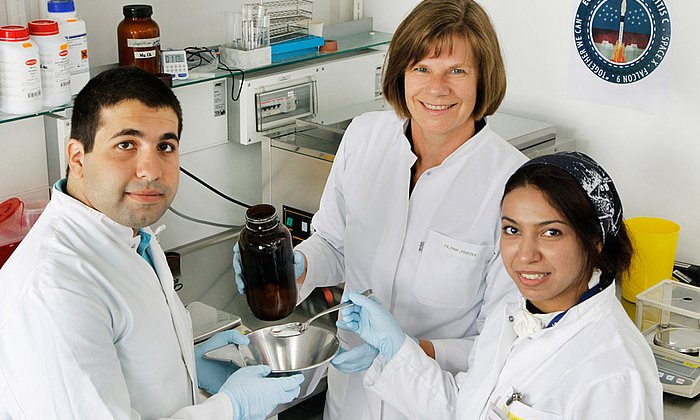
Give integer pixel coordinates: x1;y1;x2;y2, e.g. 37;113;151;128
383;0;506;121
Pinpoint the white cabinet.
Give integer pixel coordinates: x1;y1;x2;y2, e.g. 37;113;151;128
0;117;50;203
174;79;229;154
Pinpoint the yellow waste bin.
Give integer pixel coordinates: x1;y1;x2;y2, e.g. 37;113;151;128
621;217;680;303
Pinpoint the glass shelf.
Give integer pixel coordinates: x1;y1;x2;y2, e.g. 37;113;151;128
0;31;392;125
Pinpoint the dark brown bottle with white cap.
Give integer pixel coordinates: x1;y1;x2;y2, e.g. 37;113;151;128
238;204;297;321
117;4;160;73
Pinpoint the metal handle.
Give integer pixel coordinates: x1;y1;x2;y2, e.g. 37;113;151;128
303;289;372;328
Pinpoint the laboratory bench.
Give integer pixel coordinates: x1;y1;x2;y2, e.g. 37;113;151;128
665;393;700;419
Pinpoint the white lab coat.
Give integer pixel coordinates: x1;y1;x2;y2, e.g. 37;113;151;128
363;275;664;419
0;186;233;419
295;110;527;419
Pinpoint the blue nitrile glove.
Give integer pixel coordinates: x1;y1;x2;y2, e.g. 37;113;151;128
195;330;250;395
233;242;245;295
233;242;306;295
331;343;379;373
335;290;406;361
219;365;304;420
293;250;306;279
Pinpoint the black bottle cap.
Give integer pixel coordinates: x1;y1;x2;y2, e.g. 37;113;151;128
123;4;153;18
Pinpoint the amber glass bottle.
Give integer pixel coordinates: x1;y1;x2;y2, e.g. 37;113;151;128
117;5;160;74
239;204;297;321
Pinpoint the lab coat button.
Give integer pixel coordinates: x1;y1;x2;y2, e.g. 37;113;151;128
508;315;514;322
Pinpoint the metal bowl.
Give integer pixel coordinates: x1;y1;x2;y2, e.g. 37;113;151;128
243;324;339;398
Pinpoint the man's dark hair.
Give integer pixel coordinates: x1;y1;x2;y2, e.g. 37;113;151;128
70;66;183;153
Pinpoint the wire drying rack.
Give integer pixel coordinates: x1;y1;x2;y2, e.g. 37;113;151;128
246;0;313;44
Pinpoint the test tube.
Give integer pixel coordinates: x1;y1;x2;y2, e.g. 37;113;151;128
224;11;242;47
241;4;254;50
233;12;242;48
256;5;266;49
262;15;270;47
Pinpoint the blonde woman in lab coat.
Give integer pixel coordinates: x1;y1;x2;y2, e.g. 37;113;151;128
338;152;664;419
231;0;526;418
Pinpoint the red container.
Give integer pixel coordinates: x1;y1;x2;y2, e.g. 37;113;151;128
0;198;25;267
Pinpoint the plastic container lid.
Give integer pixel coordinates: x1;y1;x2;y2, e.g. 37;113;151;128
28;20;60;36
0;198;23;226
0;25;30;42
123;5;153;18
47;0;76;13
22;199;47;229
0;198;25;247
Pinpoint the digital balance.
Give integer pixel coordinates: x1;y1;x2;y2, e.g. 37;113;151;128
636;279;700;398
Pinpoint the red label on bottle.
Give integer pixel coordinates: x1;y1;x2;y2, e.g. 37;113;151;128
25;59;37;66
59;50;68;57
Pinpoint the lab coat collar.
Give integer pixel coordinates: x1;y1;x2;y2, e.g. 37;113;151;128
51;179;153;248
508;271;611;339
400;116;494;170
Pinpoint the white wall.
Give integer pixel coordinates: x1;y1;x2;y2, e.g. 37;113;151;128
363;0;418;32
365;0;700;263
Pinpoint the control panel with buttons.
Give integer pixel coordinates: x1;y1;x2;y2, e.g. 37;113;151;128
283;205;315;246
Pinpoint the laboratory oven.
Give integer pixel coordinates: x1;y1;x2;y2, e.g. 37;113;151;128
262;113;575;245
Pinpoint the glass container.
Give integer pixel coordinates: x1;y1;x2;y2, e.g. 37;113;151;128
239;204;297;320
117;4;160;74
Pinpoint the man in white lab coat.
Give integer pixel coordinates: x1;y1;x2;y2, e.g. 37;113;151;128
0;67;302;419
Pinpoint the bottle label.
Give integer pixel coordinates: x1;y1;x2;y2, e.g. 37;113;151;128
0;59;41;103
66;34;89;76
134;50;157;59
38;47;70;99
127;37;160;48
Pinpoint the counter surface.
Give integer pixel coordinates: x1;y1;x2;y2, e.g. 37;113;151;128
664;393;700;419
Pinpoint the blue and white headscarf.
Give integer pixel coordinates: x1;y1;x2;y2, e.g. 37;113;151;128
520;152;623;244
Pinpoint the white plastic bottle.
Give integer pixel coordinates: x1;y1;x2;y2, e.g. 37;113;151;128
28;19;71;107
0;25;43;115
47;0;89;95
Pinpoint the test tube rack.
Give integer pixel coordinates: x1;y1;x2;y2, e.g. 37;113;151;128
246;0;313;45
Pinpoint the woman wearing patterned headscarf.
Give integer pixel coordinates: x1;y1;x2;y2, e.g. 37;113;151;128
335;152;663;419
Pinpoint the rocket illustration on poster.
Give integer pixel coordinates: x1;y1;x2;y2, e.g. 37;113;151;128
573;0;671;84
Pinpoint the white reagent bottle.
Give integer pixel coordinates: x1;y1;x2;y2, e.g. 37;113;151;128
47;0;89;95
29;19;71;107
0;25;43;115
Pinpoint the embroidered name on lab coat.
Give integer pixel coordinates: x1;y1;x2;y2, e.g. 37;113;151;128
443;243;478;258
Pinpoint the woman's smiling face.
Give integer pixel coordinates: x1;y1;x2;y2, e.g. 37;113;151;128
403;34;479;144
500;185;591;313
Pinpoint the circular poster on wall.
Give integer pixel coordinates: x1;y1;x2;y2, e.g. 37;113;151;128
573;0;671;84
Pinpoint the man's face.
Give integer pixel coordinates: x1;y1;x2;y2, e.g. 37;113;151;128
67;99;180;231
